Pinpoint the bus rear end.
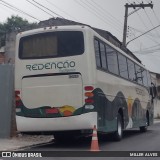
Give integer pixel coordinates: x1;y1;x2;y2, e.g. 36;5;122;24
15;26;97;134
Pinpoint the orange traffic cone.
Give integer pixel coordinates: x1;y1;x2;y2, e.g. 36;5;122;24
90;125;100;151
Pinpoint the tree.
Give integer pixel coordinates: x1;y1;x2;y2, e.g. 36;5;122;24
0;15;38;47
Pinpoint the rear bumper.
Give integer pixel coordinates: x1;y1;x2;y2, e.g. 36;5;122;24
16;112;97;132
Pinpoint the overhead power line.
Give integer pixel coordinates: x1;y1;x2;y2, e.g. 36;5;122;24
134;47;160;55
136;10;149;30
83;0;123;32
144;9;160;38
0;0;40;21
74;0;122;35
45;0;78;21
134;44;160;51
133;44;160;54
87;0;123;27
152;9;160;24
130;26;160;38
0;2;16;15
0;2;20;14
26;0;54;18
31;0;64;19
130;26;160;46
81;0;120;28
127;23;160;46
132;12;160;45
93;0;123;26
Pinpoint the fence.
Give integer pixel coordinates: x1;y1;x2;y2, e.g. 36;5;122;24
0;64;14;138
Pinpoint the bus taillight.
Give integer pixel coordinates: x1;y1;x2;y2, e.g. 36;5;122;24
85;98;94;104
15;90;21;107
15;90;20;96
85;92;94;97
84;86;94;91
84;86;94;104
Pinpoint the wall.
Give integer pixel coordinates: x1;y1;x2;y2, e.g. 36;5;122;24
0;65;14;138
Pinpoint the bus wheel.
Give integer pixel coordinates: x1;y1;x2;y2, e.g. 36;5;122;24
113;113;123;141
140;113;149;132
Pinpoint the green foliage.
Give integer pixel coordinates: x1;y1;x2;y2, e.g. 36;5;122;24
0;15;38;47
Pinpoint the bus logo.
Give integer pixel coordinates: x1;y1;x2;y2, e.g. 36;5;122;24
26;61;76;71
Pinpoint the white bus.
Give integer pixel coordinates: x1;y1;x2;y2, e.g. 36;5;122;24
15;25;155;141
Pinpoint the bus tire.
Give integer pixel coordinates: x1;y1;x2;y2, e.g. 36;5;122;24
140;113;149;132
113;113;123;141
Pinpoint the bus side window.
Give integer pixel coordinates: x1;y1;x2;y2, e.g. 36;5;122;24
150;82;157;101
135;64;143;85
127;59;136;82
142;69;148;87
147;71;152;87
100;42;107;70
118;53;128;79
94;39;101;68
106;44;119;75
157;86;160;99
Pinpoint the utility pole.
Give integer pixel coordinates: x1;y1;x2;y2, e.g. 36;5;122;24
122;2;153;48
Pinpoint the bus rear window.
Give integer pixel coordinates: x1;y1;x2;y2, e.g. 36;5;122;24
19;31;84;59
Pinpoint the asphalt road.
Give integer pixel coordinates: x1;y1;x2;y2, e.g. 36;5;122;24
28;122;160;152
3;122;160;160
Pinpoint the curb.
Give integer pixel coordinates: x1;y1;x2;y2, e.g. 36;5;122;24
9;140;54;151
0;135;54;151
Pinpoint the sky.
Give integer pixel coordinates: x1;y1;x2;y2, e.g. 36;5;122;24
0;0;160;73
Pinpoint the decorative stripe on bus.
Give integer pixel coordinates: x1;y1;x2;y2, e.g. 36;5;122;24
15;88;151;129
